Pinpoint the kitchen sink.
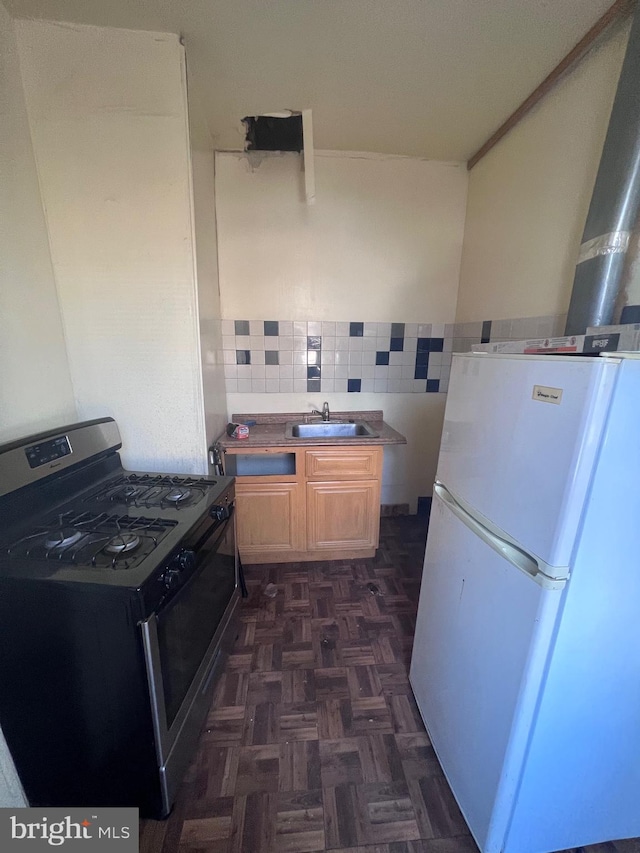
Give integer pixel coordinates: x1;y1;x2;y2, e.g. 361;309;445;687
285;420;379;439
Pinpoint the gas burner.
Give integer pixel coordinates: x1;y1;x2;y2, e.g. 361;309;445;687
44;528;83;550
165;488;191;504
104;533;140;555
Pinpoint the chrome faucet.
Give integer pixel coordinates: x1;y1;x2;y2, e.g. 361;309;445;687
311;401;331;422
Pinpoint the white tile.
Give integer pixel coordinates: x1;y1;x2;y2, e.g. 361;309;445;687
361;378;375;392
235;335;250;349
249;320;263;335
221;319;235;336
307;350;320;365
439;379;449;393
335;365;348;379
222;335;236;350
249;335;264;351
293;351;307;365
279;320;294;336
225;378;237;392
402;365;416;379
308;321;322;336
431;323;445;337
348;336;363;351
321;351;336;365
389;351;403;366
251;365;265;379
348;365;362;378
237;364;251;380
374;379;388;392
349;350;363;365
322;364;335;379
400;379;414;392
293;336;307;352
389;365;402;379
413;379;426;392
428;364;441;379
443;338;453;352
389;379;404;392
251;379;266;393
265;365;279;379
334;378;348;393
279;379;294;393
429;352;442;366
224;364;238;379
237;379;252;393
223;350;236;365
293;379;307;393
323;336;336;352
279;336;294;351
364;322;378;337
417;324;431;338
374;365;389;378
293;321;307;336
376;322;391;337
361;365;375;379
362;336;377;351
444;323;455;338
336;336;350;352
404;337;417;352
265;379;280;393
293;364;307;380
252;350;266;365
401;351;415;365
334;350;348;365
322;321;336;337
321;379;335;392
279;350;293;364
335;322;349;336
405;323;418;337
376;337;390;351
441;353;452;367
280;365;294;379
362;350;376;365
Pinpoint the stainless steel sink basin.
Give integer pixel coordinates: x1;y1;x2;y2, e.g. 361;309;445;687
285;420;379;439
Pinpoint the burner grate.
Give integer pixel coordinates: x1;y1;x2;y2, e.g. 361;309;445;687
85;474;218;509
7;511;177;570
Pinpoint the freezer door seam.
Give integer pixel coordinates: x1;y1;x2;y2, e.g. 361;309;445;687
434;482;568;590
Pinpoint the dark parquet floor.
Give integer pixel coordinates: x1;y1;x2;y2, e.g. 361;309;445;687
140;516;640;853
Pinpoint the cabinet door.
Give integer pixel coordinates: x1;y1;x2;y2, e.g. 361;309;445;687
236;482;304;554
306;448;382;480
307;480;380;550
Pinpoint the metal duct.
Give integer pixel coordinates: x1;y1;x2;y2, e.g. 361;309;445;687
565;1;640;334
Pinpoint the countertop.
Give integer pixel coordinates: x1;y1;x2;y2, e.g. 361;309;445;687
216;410;407;451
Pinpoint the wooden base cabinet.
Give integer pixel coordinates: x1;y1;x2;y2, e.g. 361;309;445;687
230;445;383;564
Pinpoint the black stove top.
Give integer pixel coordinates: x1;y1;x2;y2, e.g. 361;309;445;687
85;473;220;510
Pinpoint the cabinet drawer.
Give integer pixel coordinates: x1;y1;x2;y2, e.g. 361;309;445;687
305;447;382;480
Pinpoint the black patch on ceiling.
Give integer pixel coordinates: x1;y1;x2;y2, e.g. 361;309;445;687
243;115;303;152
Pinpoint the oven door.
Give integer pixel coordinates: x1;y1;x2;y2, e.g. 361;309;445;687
140;503;238;815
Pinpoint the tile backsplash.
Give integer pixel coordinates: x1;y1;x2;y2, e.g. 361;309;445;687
222;314;567;394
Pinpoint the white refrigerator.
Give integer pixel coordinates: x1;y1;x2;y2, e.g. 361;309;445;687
410;351;640;853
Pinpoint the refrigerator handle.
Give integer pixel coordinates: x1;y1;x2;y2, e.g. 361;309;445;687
434;483;566;590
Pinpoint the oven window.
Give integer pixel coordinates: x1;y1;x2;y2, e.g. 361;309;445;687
156;518;236;728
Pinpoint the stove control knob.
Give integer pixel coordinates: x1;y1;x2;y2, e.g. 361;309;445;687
210;504;229;521
175;549;196;572
161;568;182;590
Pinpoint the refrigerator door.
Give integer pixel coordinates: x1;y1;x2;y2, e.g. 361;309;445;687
410;488;564;853
437;353;618;568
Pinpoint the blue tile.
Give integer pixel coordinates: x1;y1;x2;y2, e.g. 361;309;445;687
349;322;364;337
427;379;440;392
390;322;405;338
390;337;404;352
416;496;432;517
265;350;279;365
376;351;390;365
415;351;429;365
307;365;321;379
481;320;492;343
417;337;430;352
430;338;444;352
414;364;428;380
264;320;279;336
348;378;362;392
307;379;321;393
236;350;251;365
235;320;250;336
307;336;322;350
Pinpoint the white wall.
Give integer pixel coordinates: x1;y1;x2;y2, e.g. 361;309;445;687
15;20;208;473
455;26;628;324
216;151;468;508
0;2;76;443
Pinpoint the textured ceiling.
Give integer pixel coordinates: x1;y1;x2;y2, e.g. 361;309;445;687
4;0;619;159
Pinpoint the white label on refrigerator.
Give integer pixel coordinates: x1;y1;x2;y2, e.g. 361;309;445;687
532;384;563;404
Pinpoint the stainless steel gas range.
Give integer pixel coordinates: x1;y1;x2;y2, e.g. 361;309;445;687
0;418;239;818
